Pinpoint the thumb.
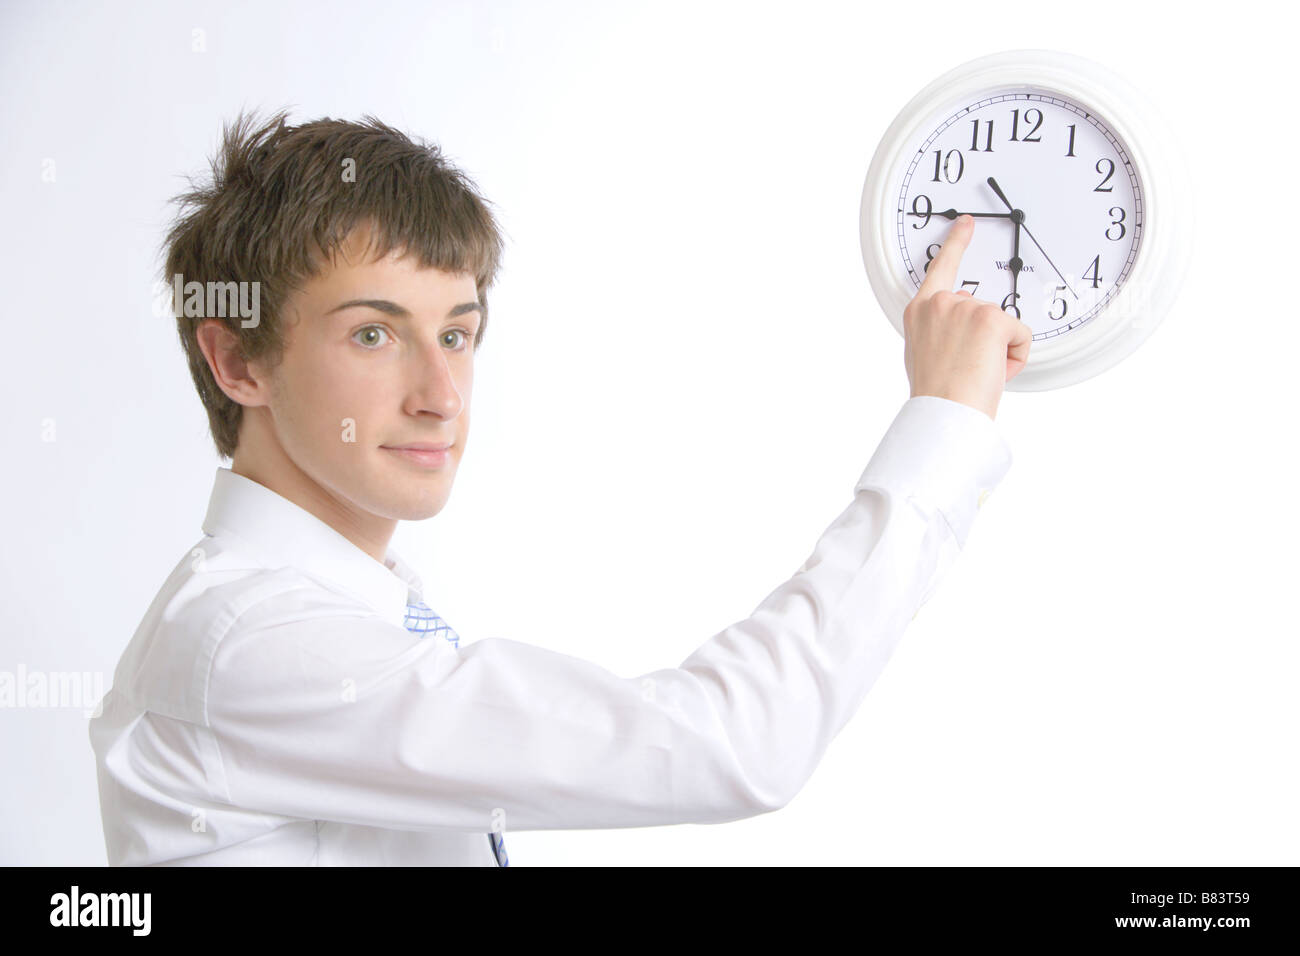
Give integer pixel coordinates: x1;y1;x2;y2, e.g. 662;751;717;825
1005;320;1033;382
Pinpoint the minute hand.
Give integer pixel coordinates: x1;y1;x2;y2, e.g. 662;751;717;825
986;177;1078;300
907;208;1014;220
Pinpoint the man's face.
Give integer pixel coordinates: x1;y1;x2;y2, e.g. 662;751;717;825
259;231;480;523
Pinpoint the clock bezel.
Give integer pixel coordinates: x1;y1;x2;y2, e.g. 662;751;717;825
859;48;1192;392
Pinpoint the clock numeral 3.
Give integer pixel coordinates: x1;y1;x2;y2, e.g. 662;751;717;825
1106;207;1126;241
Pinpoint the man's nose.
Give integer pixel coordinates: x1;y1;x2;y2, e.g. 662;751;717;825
403;337;464;419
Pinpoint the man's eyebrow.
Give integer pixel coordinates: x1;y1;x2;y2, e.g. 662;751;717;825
326;299;482;319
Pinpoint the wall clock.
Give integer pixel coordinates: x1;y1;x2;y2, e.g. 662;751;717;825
859;49;1192;390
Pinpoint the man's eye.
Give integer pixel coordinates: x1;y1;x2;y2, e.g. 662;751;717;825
354;326;391;348
442;329;471;350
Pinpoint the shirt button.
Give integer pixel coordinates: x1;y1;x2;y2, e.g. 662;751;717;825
977;488;991;509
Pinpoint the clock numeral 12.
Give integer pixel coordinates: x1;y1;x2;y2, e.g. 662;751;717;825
1008;108;1042;142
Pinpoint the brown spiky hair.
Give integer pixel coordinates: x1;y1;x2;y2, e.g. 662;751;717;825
160;108;506;459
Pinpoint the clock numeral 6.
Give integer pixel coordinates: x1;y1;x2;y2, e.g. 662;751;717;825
1106;207;1126;240
1049;285;1069;321
930;148;964;184
1001;292;1021;319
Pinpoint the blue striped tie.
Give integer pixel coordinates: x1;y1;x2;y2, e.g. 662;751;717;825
403;599;509;868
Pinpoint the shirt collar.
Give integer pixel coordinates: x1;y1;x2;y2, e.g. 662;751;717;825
200;466;423;629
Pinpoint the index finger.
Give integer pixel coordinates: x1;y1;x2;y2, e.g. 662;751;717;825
916;214;974;300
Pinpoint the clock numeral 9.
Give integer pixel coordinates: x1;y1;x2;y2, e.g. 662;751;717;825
1106;207;1126;240
1095;158;1115;192
910;194;933;229
930;148;964;183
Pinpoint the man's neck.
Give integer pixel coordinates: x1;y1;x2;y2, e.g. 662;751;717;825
230;421;396;565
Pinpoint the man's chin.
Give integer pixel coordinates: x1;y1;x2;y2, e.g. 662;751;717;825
390;499;448;521
367;484;451;522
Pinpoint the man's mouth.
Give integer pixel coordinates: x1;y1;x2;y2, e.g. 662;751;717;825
380;443;452;468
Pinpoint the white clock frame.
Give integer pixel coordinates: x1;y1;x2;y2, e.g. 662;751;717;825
859;48;1192;391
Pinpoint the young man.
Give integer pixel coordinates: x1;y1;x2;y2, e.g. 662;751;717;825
89;110;1031;866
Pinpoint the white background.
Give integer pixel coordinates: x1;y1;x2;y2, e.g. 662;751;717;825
1;0;1294;866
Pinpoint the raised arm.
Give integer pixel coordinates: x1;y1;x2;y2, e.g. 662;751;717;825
204;395;1011;834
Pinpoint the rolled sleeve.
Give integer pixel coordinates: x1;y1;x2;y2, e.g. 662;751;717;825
854;396;1014;550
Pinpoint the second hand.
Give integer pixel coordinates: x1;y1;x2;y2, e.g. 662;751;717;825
986;177;1078;300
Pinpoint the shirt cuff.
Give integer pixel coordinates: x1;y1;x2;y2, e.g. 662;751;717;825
853;395;1014;549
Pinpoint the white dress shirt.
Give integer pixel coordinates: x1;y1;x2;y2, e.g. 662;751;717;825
89;395;1012;865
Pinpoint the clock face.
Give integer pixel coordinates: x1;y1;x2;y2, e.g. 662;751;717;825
895;89;1144;341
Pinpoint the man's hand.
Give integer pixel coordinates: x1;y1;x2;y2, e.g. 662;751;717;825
902;215;1033;422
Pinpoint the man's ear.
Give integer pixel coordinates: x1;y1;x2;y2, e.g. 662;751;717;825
195;319;270;408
